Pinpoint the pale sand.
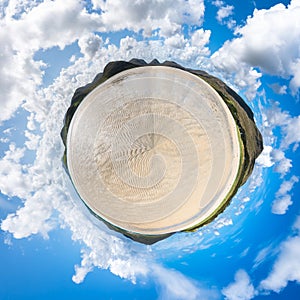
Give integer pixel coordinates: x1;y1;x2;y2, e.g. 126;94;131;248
67;66;241;235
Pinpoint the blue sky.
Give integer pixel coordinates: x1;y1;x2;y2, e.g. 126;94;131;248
0;0;300;299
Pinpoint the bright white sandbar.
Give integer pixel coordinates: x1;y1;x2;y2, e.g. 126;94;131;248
67;66;241;235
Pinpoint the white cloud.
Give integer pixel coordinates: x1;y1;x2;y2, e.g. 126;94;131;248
0;0;42;20
247;165;264;193
294;216;300;230
27;112;36;131
0;0;102;123
256;145;274;168
222;270;255;300
276;175;299;197
191;28;211;48
260;216;300;293
24;130;40;150
78;33;103;58
0;8;213;292
253;244;275;269
3;143;25;163
59;28;211;80
213;0;234;24
163;29;211;60
72;250;93;284
211;54;261;100
271;195;293;215
6;0;102;51
0;0;297;297
272;175;299;214
152;265;219;300
271;149;292;177
91;0;204;37
1;190;54;239
213;217;233;229
264;102;300;150
216;6;234;22
0;144;30;199
281;115;300;150
261;102;300;177
290;58;300;92
0;0;207;123
165;33;187;49
269;83;287;95
264;103;300;151
0;137;9;143
212;0;300;96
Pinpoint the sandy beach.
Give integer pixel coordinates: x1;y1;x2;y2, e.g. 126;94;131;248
67;66;241;235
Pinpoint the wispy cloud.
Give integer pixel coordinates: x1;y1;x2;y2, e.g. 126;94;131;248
152;264;220;300
259;216;300;293
253;244;277;269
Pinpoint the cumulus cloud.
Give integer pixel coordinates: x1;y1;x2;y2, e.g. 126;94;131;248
0;0;296;297
165;33;187;49
1;190;54;239
63;192;150;284
0;1;213;291
191;28;211;48
260;216;300;293
272;175;299;214
264;102;300;151
256;145;274;168
0;0;207;123
24;130;40;150
0;0;103;123
272;195;292;215
58;28;211;81
281;115;300;150
91;0;205;37
216;5;234;22
0;144;30;199
212;0;235;27
0;56;156;290
261;102;300;177
271;149;292;177
212;0;300;96
222;269;255;300
78;33;103;58
0;0;42;20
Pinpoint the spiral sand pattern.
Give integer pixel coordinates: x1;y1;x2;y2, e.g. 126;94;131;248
67;66;241;235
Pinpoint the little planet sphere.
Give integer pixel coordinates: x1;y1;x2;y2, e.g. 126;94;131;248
61;59;263;244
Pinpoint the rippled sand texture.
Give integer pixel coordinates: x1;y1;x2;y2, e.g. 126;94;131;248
67;66;241;234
